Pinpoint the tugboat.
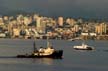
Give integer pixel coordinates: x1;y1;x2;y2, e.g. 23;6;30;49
17;41;63;59
73;43;94;50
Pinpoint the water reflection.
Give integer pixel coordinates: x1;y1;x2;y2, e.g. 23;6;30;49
40;58;54;65
73;50;95;52
32;58;56;65
103;50;108;52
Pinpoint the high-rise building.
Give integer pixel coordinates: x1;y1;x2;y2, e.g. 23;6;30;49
58;17;63;26
95;23;107;35
66;18;76;26
23;16;32;26
3;16;9;21
36;16;41;28
70;19;76;26
66;18;71;24
74;24;79;32
0;17;4;25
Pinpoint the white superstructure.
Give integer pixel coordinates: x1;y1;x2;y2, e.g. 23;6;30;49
73;43;94;50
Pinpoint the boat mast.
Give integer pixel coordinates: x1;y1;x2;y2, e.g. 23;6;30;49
47;34;49;48
47;32;51;48
47;40;50;48
33;41;37;53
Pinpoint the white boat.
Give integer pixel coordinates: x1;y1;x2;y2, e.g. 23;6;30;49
73;43;94;50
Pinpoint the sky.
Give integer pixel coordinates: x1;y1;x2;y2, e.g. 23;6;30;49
0;0;108;19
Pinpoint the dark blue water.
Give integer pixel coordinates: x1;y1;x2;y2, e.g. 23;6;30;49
0;39;107;71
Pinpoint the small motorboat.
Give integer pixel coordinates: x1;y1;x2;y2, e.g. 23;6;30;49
73;43;94;50
17;41;63;59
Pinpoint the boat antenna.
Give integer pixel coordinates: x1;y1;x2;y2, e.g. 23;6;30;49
47;32;51;48
33;41;37;53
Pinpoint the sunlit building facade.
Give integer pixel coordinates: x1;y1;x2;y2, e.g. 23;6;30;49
58;17;63;27
95;23;107;35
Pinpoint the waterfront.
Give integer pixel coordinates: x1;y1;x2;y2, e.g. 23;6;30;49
0;39;107;71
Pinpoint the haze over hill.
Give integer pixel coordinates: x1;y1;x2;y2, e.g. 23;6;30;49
0;0;108;19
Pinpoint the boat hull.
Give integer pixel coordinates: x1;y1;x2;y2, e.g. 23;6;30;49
17;50;63;59
74;47;93;50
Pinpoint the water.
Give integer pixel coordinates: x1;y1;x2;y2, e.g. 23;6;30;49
0;39;107;71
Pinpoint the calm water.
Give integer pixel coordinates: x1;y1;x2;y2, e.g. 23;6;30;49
0;39;107;71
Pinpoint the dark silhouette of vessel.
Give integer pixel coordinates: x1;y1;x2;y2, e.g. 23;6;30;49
17;41;63;59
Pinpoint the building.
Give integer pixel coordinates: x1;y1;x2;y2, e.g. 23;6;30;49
34;15;42;33
0;17;4;25
95;23;107;35
58;17;63;27
13;28;20;37
23;16;32;26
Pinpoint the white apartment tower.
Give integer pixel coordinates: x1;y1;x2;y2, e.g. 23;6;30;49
58;17;63;26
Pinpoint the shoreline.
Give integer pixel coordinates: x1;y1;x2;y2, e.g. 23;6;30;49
0;37;108;41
